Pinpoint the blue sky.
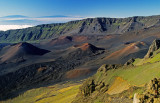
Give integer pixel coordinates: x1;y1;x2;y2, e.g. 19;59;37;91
0;0;160;25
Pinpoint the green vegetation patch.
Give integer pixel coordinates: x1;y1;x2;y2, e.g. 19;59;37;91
133;49;160;66
1;82;81;103
102;62;160;86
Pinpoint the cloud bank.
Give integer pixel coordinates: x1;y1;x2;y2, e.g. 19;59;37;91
0;25;33;31
0;15;85;25
0;15;85;31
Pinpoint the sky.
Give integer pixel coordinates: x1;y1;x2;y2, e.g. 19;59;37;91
0;0;160;30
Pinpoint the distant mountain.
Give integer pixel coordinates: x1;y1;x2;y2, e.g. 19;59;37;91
1;15;28;18
40;15;69;18
1;15;160;42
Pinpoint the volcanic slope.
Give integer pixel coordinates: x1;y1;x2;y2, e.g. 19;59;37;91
4;39;160;103
66;43;105;57
41;35;90;50
0;42;50;63
2;15;160;42
1;22;160;101
0;43;105;101
104;41;148;64
60;42;105;74
72;39;160;103
3;15;160;103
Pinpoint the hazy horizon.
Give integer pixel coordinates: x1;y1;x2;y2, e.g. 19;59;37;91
1;0;160;30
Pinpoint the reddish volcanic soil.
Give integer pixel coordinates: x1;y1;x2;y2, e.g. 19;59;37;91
105;42;146;60
0;42;49;62
104;35;116;40
76;43;93;51
37;67;47;73
72;36;88;42
47;35;89;46
0;43;21;62
48;36;72;46
73;43;104;52
65;68;91;79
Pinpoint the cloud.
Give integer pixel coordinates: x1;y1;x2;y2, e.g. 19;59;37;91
40;15;69;18
0;25;33;31
0;15;86;25
30;17;84;23
0;15;28;18
0;15;86;31
1;19;39;25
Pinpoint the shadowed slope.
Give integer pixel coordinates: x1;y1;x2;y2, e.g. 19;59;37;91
47;36;73;46
0;42;50;62
65;43;105;60
44;35;90;47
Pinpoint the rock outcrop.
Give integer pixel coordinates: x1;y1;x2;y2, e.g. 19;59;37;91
145;39;160;58
124;58;135;66
79;64;110;97
72;64;122;103
133;93;140;103
134;78;160;103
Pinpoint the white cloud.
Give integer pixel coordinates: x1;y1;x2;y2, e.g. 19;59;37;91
30;17;85;22
3;18;29;21
0;25;34;31
0;15;86;25
0;15;87;30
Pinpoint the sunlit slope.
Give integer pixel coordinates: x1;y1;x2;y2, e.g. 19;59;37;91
2;40;160;103
1;15;160;43
73;63;160;102
1;82;81;103
73;40;160;103
133;39;160;66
